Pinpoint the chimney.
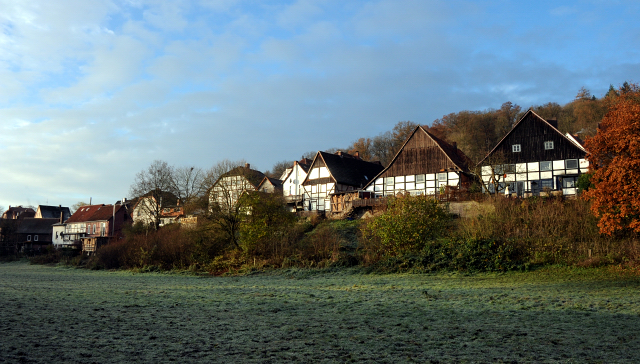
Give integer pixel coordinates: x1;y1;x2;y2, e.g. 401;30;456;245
354;151;360;159
59;211;63;224
547;118;558;129
245;163;250;169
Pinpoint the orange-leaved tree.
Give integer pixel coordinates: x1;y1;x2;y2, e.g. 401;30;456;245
583;83;640;235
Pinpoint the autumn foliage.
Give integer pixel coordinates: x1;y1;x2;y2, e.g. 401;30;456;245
583;83;640;235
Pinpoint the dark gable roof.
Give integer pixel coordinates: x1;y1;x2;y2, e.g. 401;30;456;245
258;176;283;190
17;218;59;234
66;204;124;223
423;128;473;171
319;152;384;188
223;166;266;188
478;109;587;165
297;158;312;173
37;205;72;220
364;126;472;189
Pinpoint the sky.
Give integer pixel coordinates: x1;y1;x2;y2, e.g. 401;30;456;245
1;0;639;210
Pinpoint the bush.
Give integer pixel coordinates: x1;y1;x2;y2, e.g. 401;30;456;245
360;195;451;257
367;238;526;273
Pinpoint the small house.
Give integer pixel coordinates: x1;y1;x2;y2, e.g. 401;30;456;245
301;151;384;213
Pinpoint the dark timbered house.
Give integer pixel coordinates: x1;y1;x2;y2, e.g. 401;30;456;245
364;125;473;197
478;110;588;197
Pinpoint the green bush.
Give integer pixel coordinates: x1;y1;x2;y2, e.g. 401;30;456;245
361;195;451;256
368;238;526;273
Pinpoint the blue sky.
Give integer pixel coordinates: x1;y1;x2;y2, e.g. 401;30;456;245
0;0;639;209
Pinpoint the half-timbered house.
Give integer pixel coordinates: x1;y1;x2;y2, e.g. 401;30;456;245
209;163;266;210
281;158;311;211
302;151;384;213
478;110;588;197
364;125;473;198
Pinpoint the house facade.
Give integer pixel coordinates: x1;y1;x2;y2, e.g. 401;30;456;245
364;126;473;198
209;163;265;210
257;176;283;194
15;218;58;253
281;158;311;211
132;192;178;228
63;203;131;253
302;151;384;213
478;110;588;197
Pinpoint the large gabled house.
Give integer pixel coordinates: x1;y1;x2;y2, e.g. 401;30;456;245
478;110;588;197
301;151;384;213
209;163;266;210
63;202;131;253
364;125;473;198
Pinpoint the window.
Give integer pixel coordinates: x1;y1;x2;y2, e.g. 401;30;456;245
540;161;552;171
385;177;394;185
541;179;554;190
544;141;554;150
566;159;579;169
34;235;38;241
27;235;31;241
512;144;521;152
505;164;516;173
562;177;576;188
438;173;447;181
416;174;425;183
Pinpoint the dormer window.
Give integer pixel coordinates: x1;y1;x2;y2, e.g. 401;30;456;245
544;141;554;150
512;144;521;153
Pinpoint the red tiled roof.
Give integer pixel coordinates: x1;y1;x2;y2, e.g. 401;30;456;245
66;204;124;223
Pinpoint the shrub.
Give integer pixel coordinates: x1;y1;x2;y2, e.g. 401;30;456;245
367;237;526;273
360;195;451;256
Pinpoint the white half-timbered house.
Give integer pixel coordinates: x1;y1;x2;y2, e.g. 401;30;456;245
364;125;473;197
209;163;266;210
302;151;384;212
478;110;588;197
281;158;311;211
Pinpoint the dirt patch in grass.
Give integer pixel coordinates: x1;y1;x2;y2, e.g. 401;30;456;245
1;262;639;363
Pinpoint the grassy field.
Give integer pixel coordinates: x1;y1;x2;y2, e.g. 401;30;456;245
1;262;640;363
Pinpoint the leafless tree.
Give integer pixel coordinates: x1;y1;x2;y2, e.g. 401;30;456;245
171;166;205;213
70;201;88;214
201;159;257;251
265;160;293;179
129;160;176;230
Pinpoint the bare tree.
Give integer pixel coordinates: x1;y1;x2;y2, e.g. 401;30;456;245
265;160;293;179
202;159;261;251
171;166;205;213
129;160;176;230
70;201;88;214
